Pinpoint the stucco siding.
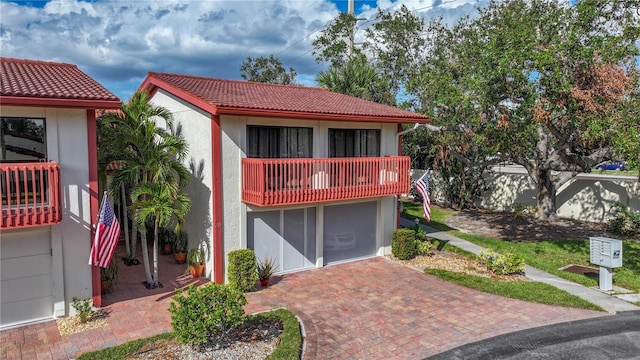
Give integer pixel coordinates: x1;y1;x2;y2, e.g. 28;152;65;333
0;106;92;324
149;90;214;277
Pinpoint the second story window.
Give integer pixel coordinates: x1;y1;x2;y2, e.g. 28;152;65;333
247;125;312;158
329;129;380;158
1;117;47;163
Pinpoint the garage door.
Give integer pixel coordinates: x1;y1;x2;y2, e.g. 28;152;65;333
1;232;53;328
248;207;316;273
323;201;377;265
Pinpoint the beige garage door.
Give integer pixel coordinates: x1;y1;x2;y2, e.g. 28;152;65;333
1;230;53;328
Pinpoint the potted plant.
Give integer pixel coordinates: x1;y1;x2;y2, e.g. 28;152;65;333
187;247;205;278
100;260;119;294
257;256;278;287
161;227;174;255
173;230;188;264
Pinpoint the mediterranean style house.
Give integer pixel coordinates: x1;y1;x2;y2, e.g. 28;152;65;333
0;57;121;328
139;73;429;283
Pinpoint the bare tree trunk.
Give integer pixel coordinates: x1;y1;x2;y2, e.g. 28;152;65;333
140;228;153;285
121;183;130;259
535;126;557;220
535;167;557;220
153;221;159;287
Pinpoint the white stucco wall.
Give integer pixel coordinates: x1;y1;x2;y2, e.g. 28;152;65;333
135;96;405;281
149;90;214;278
435;165;640;223
0;106;93;323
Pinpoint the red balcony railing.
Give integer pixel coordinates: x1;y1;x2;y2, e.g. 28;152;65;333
242;156;410;206
1;162;62;229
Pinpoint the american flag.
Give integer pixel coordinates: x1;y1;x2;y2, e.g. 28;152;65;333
89;196;121;268
413;172;431;222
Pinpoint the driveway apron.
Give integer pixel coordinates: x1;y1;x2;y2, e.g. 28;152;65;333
245;257;606;360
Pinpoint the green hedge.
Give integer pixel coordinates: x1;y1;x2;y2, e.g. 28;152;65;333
227;249;259;292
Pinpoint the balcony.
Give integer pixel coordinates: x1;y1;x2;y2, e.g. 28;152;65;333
1;162;62;229
242;156;410;206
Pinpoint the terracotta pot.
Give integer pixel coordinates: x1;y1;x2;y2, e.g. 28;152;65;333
260;278;269;287
101;280;111;294
162;243;172;255
189;263;205;278
174;252;187;264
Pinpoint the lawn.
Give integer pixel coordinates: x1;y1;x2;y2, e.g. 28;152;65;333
402;201;640;297
77;308;302;360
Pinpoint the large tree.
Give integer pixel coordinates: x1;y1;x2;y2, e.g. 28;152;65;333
407;0;640;219
99;91;191;288
239;55;297;85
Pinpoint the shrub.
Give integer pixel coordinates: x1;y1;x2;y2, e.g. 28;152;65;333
227;249;259;292
71;297;94;323
479;248;525;275
412;224;427;241
169;284;247;347
415;239;433;256
392;229;417;260
609;202;640;237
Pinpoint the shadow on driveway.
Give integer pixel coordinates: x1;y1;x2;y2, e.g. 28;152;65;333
427;310;640;360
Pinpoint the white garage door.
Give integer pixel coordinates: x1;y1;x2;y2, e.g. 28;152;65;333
1;231;53;328
248;207;316;273
323;201;377;265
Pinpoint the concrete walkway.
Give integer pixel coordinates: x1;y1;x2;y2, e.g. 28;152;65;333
400;217;640;313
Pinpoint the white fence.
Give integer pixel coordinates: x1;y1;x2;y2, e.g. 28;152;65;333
412;167;640;223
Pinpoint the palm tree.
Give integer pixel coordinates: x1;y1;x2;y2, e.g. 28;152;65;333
131;182;191;286
99;91;190;287
315;55;394;105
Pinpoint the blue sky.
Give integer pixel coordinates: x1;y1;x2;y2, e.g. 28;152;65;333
0;0;487;100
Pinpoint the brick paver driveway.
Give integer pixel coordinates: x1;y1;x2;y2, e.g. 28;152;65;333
2;256;605;360
245;257;606;360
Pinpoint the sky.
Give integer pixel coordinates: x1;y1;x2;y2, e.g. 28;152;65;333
0;0;488;101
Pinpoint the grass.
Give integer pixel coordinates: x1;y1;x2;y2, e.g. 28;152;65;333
451;232;640;292
76;332;175;360
425;269;603;311
77;308;302;360
401;201;640;305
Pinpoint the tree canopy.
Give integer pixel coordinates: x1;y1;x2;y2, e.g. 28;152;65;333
314;0;639;218
406;0;640;218
239;55;297;85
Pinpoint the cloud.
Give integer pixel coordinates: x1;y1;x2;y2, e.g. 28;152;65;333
1;0;481;100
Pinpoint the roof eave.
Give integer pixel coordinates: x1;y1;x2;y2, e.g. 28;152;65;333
0;96;121;109
140;74;430;124
216;107;430;124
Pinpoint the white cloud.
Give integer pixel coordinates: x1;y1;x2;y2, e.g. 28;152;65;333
0;0;481;100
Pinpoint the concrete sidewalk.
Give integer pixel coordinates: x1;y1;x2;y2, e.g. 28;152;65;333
399;217;640;313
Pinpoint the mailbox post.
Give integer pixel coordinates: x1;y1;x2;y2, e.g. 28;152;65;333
589;237;623;291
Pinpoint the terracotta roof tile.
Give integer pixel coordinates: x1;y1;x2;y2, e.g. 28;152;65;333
148;72;428;121
1;57;119;102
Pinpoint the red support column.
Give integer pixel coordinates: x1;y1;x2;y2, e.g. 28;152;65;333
88;110;101;306
397;124;403;229
211;115;224;284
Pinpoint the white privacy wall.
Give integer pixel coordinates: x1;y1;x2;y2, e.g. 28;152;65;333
149;90;214;278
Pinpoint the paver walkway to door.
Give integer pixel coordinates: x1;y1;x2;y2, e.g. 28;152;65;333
245;257;606;360
2;256;605;360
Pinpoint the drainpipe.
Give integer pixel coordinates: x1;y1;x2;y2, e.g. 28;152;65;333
396;123;426;229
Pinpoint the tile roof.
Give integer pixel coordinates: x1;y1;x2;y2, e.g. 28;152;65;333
1;57;120;102
146;72;428;121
